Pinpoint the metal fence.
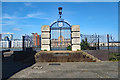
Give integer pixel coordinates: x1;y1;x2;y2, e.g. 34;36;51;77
80;34;119;52
22;33;119;52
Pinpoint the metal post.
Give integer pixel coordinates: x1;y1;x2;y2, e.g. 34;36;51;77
70;28;72;50
22;36;25;51
98;35;99;50
50;28;51;51
58;7;62;19
107;34;109;50
60;27;62;48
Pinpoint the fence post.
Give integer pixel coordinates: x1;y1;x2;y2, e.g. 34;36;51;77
98;35;99;50
107;34;109;50
22;36;25;51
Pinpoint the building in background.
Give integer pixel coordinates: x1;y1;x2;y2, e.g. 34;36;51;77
0;40;10;48
11;39;23;48
0;35;31;48
32;33;41;47
0;34;2;41
0;33;12;48
9;34;13;40
4;36;9;41
11;39;31;48
89;42;120;47
51;36;71;48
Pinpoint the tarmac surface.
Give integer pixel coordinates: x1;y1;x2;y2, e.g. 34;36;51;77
10;62;118;78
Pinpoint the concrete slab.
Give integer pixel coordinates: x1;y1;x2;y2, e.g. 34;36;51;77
71;25;80;32
41;32;50;38
72;45;81;51
71;32;80;38
10;62;118;78
72;38;80;45
41;45;50;51
41;39;50;45
41;25;50;32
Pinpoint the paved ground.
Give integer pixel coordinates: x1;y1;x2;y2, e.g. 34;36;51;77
84;50;109;61
84;50;120;61
2;51;119;79
10;62;118;78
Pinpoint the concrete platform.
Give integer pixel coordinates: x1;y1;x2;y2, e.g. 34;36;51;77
10;62;118;78
35;51;101;62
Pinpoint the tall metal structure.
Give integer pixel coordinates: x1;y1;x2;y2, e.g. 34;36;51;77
50;7;71;50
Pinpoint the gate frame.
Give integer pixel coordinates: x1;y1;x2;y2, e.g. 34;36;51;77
50;19;72;51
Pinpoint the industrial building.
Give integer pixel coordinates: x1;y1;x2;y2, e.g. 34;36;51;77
32;33;41;48
51;36;71;48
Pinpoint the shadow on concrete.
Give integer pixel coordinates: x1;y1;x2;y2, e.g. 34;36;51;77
2;48;36;80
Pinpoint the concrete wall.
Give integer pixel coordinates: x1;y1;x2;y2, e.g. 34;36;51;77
71;25;81;51
41;25;50;51
35;51;100;62
13;48;36;63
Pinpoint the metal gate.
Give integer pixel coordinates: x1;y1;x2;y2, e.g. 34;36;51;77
50;19;71;50
50;7;71;50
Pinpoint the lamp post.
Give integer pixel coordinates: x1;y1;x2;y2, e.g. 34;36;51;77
58;7;62;18
58;7;62;48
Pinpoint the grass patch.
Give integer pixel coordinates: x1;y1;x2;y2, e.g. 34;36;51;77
44;49;47;51
77;49;81;51
109;53;120;61
66;45;72;51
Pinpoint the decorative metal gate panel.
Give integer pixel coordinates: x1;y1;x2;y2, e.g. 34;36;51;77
50;7;71;50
